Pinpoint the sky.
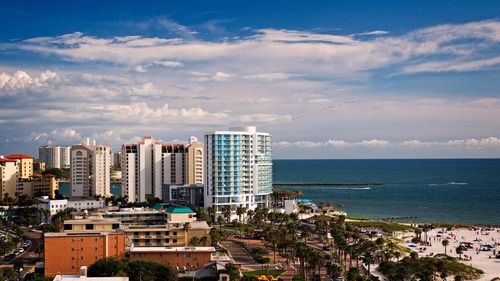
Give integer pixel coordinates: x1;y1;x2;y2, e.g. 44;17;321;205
1;0;500;159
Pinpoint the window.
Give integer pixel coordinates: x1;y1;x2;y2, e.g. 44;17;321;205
64;224;72;230
86;224;94;230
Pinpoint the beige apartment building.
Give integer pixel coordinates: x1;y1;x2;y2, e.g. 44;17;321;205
63;215;122;232
70;139;111;198
5;154;33;179
124;221;211;248
187;137;204;185
16;174;58;198
0;158;18;197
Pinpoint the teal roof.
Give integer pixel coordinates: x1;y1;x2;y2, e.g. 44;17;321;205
166;206;195;214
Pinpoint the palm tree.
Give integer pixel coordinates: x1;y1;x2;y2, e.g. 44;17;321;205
442;239;449;255
422;226;430;244
183;222;191;246
414;228;422;241
222;206;231;224
236;206;246;223
217;215;225;230
456;246;463;259
207;206;216;224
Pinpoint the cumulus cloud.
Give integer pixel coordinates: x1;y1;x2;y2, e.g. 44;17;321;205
0;70;58;92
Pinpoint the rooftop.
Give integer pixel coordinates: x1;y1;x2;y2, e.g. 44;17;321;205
5;154;33;159
53;275;128;281
130;245;215;253
44;231;121;237
166;206;195;214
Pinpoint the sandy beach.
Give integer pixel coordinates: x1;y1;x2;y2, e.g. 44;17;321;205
404;227;500;281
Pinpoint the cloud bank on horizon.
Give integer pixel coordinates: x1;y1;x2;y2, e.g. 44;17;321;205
1;9;500;158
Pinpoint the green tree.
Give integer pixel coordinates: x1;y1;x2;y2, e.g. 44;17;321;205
125;260;177;281
88;258;126;277
224;263;241;281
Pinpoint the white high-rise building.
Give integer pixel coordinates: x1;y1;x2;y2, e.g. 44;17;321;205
121;137;186;202
39;146;71;169
70;139;111;198
204;126;272;217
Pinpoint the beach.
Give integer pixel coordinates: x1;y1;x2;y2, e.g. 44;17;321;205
404;227;500;281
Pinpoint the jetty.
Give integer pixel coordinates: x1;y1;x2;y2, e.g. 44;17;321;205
272;182;383;186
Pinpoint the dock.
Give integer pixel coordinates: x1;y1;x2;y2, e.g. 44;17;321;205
272;182;383;186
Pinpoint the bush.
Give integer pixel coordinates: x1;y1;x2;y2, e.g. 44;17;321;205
254;256;271;264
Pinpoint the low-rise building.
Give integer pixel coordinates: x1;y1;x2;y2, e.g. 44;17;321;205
162;184;204;209
102;208;167;225
16;174;58;198
44;231;126;277
38;198;106;215
128;246;215;270
53;266;128;281
165;206;197;223
124;221;211;248
63;215;121;233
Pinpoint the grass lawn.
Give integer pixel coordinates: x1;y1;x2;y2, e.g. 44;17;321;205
292;275;302;281
243;270;286;277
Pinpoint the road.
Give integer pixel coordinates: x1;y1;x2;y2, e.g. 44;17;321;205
221;241;256;265
1;228;42;279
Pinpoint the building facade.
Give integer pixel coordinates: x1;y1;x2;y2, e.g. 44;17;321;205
128;246;215;270
204;127;272;217
102;208;167;225
38;198;106;215
121;136;203;202
16;174;58;198
162;184;204;209
186;137;204;185
123;221;211;248
5;154;33;179
0;158;18;197
39;146;71;169
70;140;111;198
44;232;126;276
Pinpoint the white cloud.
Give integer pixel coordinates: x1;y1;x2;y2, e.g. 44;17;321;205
7;20;500;76
275;137;500;149
192;71;234;82
244;72;293;81
0;70;58;92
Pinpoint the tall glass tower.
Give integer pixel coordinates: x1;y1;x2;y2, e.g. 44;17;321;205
204;127;272;218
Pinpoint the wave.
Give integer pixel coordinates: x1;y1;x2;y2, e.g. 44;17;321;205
428;182;468;187
334;187;372;190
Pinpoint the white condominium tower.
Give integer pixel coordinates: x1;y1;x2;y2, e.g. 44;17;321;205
39;145;71;169
70;139;111;198
204;126;272;216
121;136;203;202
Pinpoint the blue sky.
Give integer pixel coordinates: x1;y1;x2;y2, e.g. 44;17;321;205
1;0;500;158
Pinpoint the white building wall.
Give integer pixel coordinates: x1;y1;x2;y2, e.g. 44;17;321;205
204;126;272;218
153;143;162;199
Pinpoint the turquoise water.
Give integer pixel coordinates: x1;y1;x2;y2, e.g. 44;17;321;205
59;159;500;224
274;159;500;225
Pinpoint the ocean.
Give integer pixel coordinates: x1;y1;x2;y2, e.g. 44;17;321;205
274;159;500;225
59;159;500;225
